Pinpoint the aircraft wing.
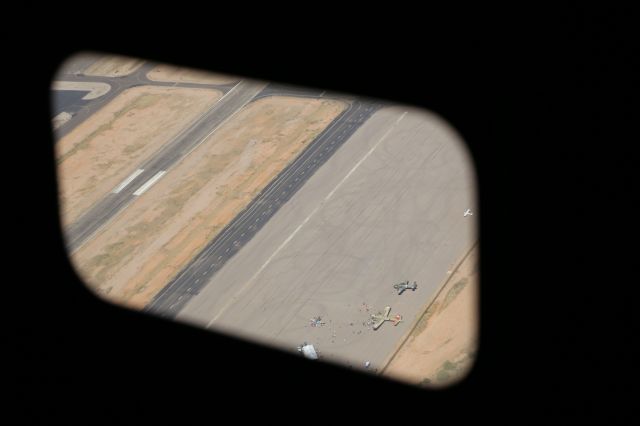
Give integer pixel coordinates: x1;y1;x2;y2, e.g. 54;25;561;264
371;317;385;330
383;306;391;318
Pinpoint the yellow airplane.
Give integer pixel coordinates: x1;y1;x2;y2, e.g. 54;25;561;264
371;306;403;330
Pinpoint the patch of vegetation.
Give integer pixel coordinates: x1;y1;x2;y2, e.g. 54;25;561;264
413;301;440;335
122;142;145;156
57;93;165;165
86;239;137;284
57;121;114;165
434;353;475;385
113;93;164;120
443;360;456;371
75;175;99;198
436;370;451;383
442;277;468;310
135;284;148;295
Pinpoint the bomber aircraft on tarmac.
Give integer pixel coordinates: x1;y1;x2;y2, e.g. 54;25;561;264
371;306;403;330
393;280;418;295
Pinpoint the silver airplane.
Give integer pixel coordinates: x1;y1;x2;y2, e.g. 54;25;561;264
370;306;403;330
393;280;418;295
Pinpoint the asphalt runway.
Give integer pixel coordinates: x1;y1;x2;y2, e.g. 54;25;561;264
64;79;267;252
174;106;477;372
144;100;382;316
254;81;362;103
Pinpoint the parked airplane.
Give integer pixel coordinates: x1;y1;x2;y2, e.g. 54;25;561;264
371;306;403;330
464;209;473;217
394;280;417;295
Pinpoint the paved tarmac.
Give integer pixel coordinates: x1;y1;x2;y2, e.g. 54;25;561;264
174;106;477;372
144;100;382;316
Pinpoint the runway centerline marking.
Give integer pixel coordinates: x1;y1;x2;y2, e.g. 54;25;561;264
133;171;166;196
205;111;407;328
112;169;144;193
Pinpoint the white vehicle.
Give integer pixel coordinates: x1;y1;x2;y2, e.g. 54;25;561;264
297;342;319;360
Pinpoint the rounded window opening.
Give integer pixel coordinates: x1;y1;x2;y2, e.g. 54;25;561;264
53;52;479;389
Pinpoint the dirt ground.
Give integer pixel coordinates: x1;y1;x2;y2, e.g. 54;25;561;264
382;243;479;388
146;65;239;85
56;86;222;226
83;55;145;77
71;96;347;310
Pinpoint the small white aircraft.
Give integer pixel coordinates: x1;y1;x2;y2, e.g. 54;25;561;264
464;209;473;217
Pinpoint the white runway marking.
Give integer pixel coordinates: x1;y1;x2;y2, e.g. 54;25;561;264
324;112;406;200
112;169;144;193
206;111;407;327
133;171;166;196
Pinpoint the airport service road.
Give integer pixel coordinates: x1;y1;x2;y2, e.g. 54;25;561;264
64;80;266;252
175;106;477;371
144;100;381;316
52;62;238;139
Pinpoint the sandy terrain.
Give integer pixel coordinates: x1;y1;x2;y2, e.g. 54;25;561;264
382;243;479;388
147;65;239;85
57;52;101;76
83;55;145;77
56;86;222;226
71;96;347;310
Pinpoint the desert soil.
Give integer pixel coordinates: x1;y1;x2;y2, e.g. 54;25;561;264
146;65;239;85
83;55;144;77
382;243;479;388
83;55;145;77
71;96;347;310
56;86;222;226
